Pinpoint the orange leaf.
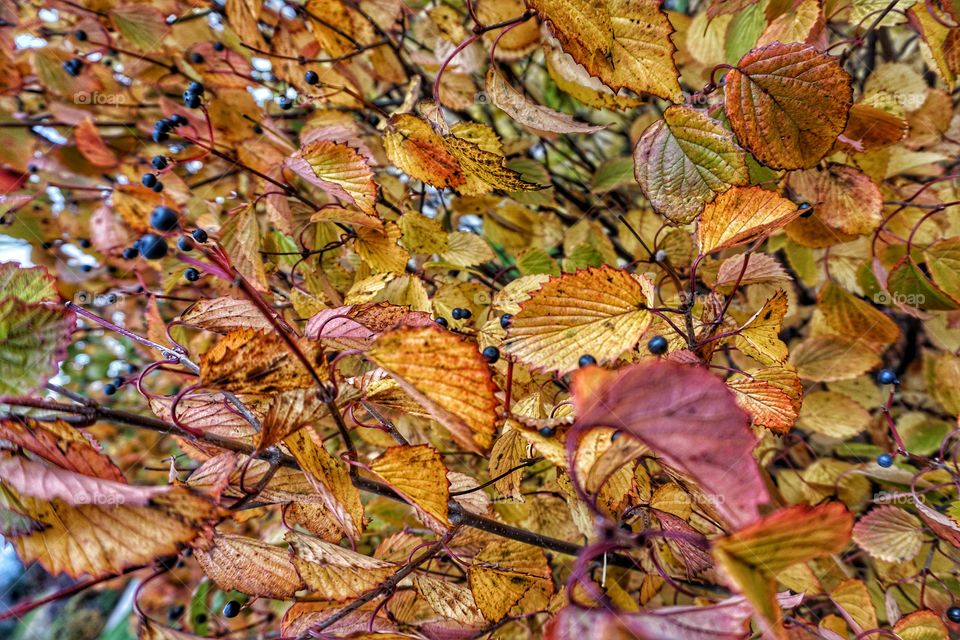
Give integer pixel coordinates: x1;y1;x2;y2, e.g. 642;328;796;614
75;117;117;168
696;186;800;255
724;42;852;170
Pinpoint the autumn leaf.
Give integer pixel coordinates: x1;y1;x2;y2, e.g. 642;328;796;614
285;140;378;215
789;334;882;381
634;105;749;223
369;444;451;530
697;186;800;255
724;42;853;169
0;478;220;579
572;360;769;529
712;503;853;638
0;297;74;396
486;69;605;134
852;506;923;562
75;117;118;168
194;533;304;599
468;539;554;621
367;326;498;453
734;289;789;365
287;531;395;601
383;114;465;189
0;417;126;483
505;266;653;375
200;328;328;394
527;0;683;102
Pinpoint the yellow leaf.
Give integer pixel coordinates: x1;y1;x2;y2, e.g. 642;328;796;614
287;140;378;215
383;114;465;189
785;165;883;247
444;128;542;195
369;445;451;530
1;483;220;579
354;221;410;274
819;281;900;350
413;575;485;624
527;0;682;102
220;206;269;292
368;326;498;452
194;533;303;599
797;390;871;439
284;427;364;541
468;539;554;621
713;503;853;639
830;579;878;633
789;335;882;382
852;506;924;563
697;186;800;255
287;531;395;601
894;610;949;640
505;266;653;375
735;289;789;365
398;212;447;255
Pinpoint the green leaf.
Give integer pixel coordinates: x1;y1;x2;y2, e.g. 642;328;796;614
590;157;635;193
517;247;560;276
634;105;749;223
924;237;960;303
0;298;74;396
887;258;959;311
111;4;170;52
0;263;58;303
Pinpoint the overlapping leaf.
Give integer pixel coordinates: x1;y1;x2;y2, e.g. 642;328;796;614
696;186;800;255
367;326;498;452
634;105;749;223
505;266;653;375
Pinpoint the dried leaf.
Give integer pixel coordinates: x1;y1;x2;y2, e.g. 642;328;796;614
194;533;304;599
852;506;923;562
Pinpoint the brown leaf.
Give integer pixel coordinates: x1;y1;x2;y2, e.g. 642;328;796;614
194;533;304;599
724;42;853;169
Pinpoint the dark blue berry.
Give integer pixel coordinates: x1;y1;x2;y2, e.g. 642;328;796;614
150;205;178;231
168;605;184;621
252;124;263;134
798;202;813;218
435;317;448;327
304;70;319;85
222;600;240;618
947;607;960;623
74;30;87;41
278;96;293;110
63;58;83;76
138;234;168;260
578;354;597;368
155;119;173;133
648;335;668;355
177;236;193;251
121;247;138;260
184;267;200;282
538;425;556;437
112;377;123;386
78;238;91;248
141;173;158;188
103;383;117;396
183;92;201;109
213;41;225;52
877;453;894;468
500;313;513;329
151;155;168;170
151;181;164;193
190;52;205;64
80;263;93;272
191;228;208;243
151;129;168;143
170;114;188;127
482;346;500;363
187;81;204;95
451;307;471;320
877;368;898;385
